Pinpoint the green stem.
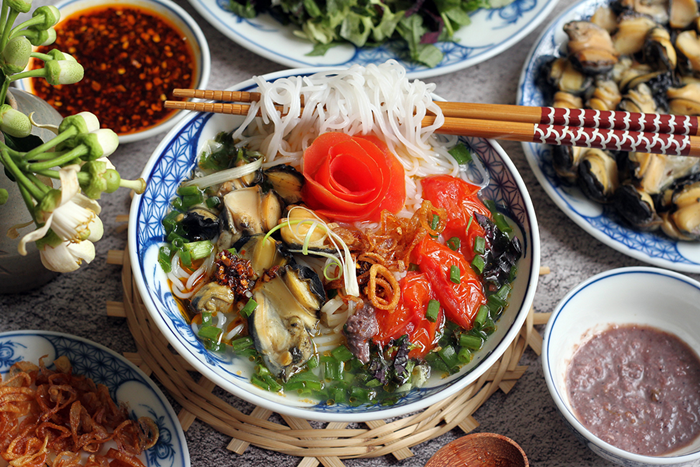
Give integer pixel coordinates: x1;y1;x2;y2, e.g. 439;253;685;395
34;169;59;179
17;183;38;225
23;150;62;161
26;145;87;172
24;128;77;160
0;10;20;55
9;16;43;39
0;75;10;108
30;52;52;61
7;67;46;83
120;178;146;193
0;149;43;200
25;173;51;194
0;3;9;39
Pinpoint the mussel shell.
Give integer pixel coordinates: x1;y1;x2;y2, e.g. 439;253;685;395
642;28;677;72
577;149;619;204
181;206;220;242
264;164;305;204
552;145;584;184
612;184;661;230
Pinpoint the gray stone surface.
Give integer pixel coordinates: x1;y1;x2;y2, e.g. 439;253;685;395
1;0;694;465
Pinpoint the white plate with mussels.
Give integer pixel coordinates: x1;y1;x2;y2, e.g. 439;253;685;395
517;0;700;272
130;66;540;422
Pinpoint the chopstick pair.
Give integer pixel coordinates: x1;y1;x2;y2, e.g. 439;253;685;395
165;89;700;157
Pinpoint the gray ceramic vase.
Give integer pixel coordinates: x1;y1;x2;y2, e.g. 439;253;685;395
0;89;63;294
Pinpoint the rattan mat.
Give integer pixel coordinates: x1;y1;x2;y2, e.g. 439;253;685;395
106;247;550;466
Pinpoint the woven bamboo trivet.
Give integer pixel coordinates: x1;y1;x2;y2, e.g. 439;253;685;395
106;246;551;466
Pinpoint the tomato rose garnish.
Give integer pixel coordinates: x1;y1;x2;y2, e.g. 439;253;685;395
301;132;406;222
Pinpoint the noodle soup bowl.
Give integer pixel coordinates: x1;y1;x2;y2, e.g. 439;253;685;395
543;267;700;466
129;67;540;422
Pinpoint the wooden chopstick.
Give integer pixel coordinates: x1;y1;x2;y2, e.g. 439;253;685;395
172;88;700;137
165;98;700;158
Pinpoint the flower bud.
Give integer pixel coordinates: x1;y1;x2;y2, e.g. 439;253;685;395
0;104;32;138
44;58;83;85
48;49;77;62
79;160;108;199
0;188;8;205
57;112;100;150
77;129;119;161
6;0;32;14
32;5;60;29
27;26;56;46
2;36;32;74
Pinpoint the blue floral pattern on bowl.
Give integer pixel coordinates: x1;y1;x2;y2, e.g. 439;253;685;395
516;0;700;273
0;331;190;467
129;68;540;422
187;0;558;79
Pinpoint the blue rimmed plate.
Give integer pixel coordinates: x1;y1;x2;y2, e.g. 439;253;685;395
517;0;700;273
0;330;190;467
129;67;540;422
187;0;558;79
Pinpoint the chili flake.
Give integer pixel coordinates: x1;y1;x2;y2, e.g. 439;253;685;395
30;5;196;135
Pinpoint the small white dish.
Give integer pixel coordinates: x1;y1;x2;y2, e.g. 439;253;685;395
15;0;211;144
187;0;559;79
0;330;190;467
128;66;541;422
542;267;700;466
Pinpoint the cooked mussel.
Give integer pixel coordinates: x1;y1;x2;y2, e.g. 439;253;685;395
248;264;323;381
618;83;658;113
548;57;593;95
612;183;661;230
553;91;584;108
222;185;284;244
279;206;336;253
612;13;657;56
659;175;700;239
190;282;235;315
564;21;619;74
615;0;669;24
627;152;700;193
643;27;677;72
676;30;700;78
264;164;304;204
587;78;622;110
669;0;698;29
578;149;619;203
591;5;618;33
668;83;700;115
553;145;585;184
233;234;291;277
181;206;220;242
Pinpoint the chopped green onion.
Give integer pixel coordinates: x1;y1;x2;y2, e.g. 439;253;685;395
198;325;221;341
438;345;459;369
182;192;204;209
177;185;202;197
331;345;354;362
171;197;184;212
162;211;180;235
262;374;282;392
201;312;213;325
287;371;320;384
474;236;486;254
178;248;192;268
426;299;440;322
466;215;473;232
430;214;440;230
448;143;473;165
408;263;420;272
475;305;489;326
332;386;347;403
168;233;186;249
205;196;221;210
307;355;319;369
459;334;483;350
323;357;343;381
204;340;225;352
425;352;450;373
449;265;461;284
365;378;382;388
240;298;257;317
304;380;324;391
251;375;269;390
471;255;485;275
447;237;461;251
158;245;173;273
235;347;259;358
495;283;512;303
484;200;512;234
508;264;518;283
255;364;270;376
227;247;237;255
184;240;214;261
458;348;473;364
231;336;253;350
284;381;305;392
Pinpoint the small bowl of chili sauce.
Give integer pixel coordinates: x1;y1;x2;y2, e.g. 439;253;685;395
543;267;700;466
16;0;211;144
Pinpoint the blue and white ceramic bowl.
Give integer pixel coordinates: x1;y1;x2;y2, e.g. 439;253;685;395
0;330;190;467
517;0;700;273
129;67;541;422
15;0;211;144
187;0;559;79
543;267;700;466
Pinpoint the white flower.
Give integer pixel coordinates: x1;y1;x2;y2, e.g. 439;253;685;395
40;239;95;272
18;165;102;255
45;58;83;85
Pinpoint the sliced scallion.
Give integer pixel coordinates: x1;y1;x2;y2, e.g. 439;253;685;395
182;157;263;189
471;255;485;274
449;265;461;284
331;345;353;362
447;237;461;251
240;298;257;317
474;236;486;254
426;299;440;322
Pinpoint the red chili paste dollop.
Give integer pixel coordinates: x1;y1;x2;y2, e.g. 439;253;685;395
567;325;700;456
